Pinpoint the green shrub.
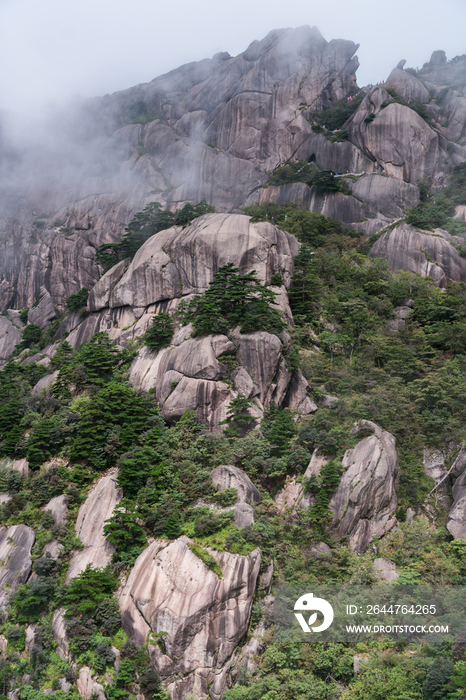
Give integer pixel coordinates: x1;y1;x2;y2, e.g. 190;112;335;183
20;323;42;349
65;287;89;311
144;313;174;351
182;262;285;336
95;199;215;272
188;543;222;577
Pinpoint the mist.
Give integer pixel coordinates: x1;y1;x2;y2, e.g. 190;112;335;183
1;0;465;116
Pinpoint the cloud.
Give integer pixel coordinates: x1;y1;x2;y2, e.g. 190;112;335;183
0;0;464;117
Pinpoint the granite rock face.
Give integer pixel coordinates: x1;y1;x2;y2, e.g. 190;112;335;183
0;27;360;310
28;287;56;329
447;468;466;539
102;214;298;309
44;494;68;526
0;315;23;363
119;536;261;700
370;224;466;286
329;421;399;552
0;525;35;609
66;470;122;581
211;465;261;505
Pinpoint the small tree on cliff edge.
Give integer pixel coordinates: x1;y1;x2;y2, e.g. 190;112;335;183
220;394;255;437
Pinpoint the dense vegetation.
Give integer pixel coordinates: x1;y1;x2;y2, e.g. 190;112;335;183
4;194;466;699
265;161;350;194
407;164;466;236
95;199;215;272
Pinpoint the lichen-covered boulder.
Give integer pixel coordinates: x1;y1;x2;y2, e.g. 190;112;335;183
329;421;399;552
119;536;260;700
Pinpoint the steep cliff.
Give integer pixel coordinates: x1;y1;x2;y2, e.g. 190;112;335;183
1;26;466;700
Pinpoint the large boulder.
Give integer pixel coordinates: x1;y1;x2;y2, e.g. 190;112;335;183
43;494;68;526
119;536;261;700
66;470;122;581
329;421;399;552
370;223;466;286
347;174;420;219
211;465;261;505
0;525;35;609
128;326;315;430
103;214;299;309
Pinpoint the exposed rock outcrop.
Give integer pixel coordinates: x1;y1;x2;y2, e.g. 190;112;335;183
347;87;448;184
99;214;298;310
44;494;68;526
211;465;261;505
372;557;399;583
28;287;56;329
66;470;122;581
0;315;23;363
119;536;261;700
447;468;466;539
0;525;35;609
329;421;399;552
370;223;466;285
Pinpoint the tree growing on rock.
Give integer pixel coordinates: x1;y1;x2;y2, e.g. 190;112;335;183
183;262;285;336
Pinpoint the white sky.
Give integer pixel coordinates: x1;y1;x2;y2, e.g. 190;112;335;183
0;0;465;115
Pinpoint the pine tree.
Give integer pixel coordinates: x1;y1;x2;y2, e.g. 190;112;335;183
220;394;255;437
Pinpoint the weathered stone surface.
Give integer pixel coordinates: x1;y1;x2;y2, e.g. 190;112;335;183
247;183;366;225
329;421;399;552
0;494;11;504
77;667;93;700
348;174;420;219
42;541;65;560
211;465;261;505
119;536;261;700
447;468;466;539
231;367;258;399
370;224;466;286
234;501;254;529
12;459;28;477
0;315;22;364
32;371;59;394
274;448;327;512
88;258;130;312
0;525;35;608
28;287;56;329
109;214;298;309
233;331;282;404
44;495;68;526
66;470;122;581
385;66;431;103
283;369;318;415
372;557;399;583
162;376;232;431
309;542;332;560
347;87;447;184
52;608;68;659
